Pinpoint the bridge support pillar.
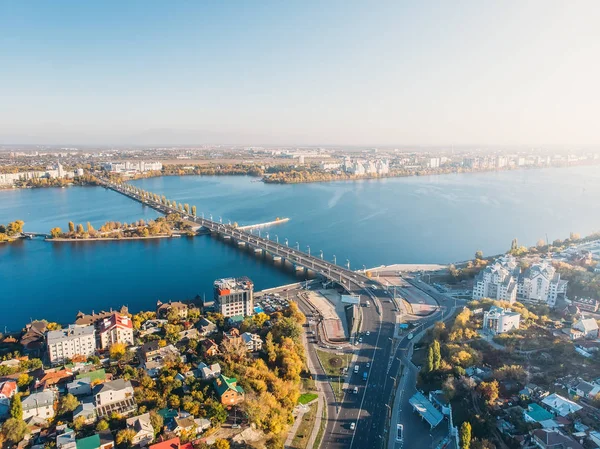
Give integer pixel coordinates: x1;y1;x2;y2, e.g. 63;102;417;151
254;247;262;255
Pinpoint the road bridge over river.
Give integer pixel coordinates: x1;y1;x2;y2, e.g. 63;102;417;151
103;179;435;449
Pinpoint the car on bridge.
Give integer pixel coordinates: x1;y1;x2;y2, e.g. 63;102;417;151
396;424;403;442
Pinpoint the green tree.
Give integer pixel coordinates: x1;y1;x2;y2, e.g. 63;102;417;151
9;394;22;420
59;393;79;414
1;418;29;444
68;221;75;233
432;340;441;371
460;421;471;449
427;346;434;373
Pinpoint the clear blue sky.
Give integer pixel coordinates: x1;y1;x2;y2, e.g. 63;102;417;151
1;1;599;146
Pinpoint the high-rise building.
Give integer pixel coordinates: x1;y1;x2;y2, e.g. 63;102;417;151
97;313;134;350
214;277;254;318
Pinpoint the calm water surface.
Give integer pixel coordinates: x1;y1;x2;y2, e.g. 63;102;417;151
1;166;599;330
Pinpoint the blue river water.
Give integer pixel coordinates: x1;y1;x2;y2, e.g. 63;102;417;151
1;166;599;331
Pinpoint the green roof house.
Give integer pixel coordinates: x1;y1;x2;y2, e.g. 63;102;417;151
213;374;244;406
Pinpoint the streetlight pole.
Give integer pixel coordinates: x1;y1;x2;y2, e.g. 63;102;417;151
307;245;310;257
333;255;337;265
275;234;279;244
320;250;323;259
346;259;350;270
219;216;222;224
285;238;288;246
295;242;299;250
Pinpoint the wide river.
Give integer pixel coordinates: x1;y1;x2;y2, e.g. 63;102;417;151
1;166;599;331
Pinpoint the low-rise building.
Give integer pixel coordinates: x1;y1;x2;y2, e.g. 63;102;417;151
523;403;554;423
67;377;92;397
542;393;582;417
149;437;192;449
571;317;599;340
156;301;188;319
572;297;599;313
73;398;96;424
56;426;77;449
197;318;217;336
573;380;600;399
22;391;56;420
97;313;134;350
197;362;221;380
531;429;584;449
213;374;245;406
201;339;219;357
75;431;114;449
125;413;155;446
241;332;263;351
0;380;17;400
47;325;96;365
482;306;521;335
93;379;136;418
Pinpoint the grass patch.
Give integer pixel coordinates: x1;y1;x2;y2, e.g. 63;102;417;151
298;393;318;405
313;405;326;449
301;375;316;392
291;403;318;449
315;349;348;401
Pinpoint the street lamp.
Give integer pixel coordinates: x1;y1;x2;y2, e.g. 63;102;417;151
219;216;222;224
275;234;279;243
307;245;310;256
258;229;261;237
319;250;323;259
346;259;350;270
333;255;337;265
295;242;299;250
266;232;269;239
209;214;213;221
363;264;366;271
285;238;288;246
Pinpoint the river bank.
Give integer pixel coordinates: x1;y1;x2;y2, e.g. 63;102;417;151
46;234;177;242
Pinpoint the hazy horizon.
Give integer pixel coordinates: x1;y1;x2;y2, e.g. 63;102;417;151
2;1;600;146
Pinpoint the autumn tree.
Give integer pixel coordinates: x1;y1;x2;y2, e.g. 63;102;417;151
9;394;22;420
475;250;483;260
50;227;63;238
96;420;109;431
214;439;230;449
427;346;435;373
59;393;80;414
460;421;471;449
1;418;29;444
68;221;75;233
191;206;197;216
116;428;136;446
77;223;85;234
432;340;441;370
478;380;499;405
16;374;32;388
109;342;127;360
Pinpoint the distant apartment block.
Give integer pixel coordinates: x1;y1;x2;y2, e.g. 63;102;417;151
473;256;567;306
214;277;254;318
101;161;162;174
482;306;520;335
47;325;96;365
97;313;134;350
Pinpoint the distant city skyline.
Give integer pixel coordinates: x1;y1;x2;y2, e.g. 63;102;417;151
1;1;599;146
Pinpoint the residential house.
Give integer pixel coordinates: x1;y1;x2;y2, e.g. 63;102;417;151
149;437;192;449
93;379;136;418
241;332;263;351
213;374;245;406
97;313;134;350
197;318;217;336
0;380;17;400
178;329;200;343
56;426;77;449
67;377;92;397
20;321;48;356
572;297;599;313
173;416;196;436
139;320;167;337
573;380;600;399
125;413;155;446
76;431;115;449
531;429;584;449
156;301;188;319
75;306;129;326
140;341;161;362
572;317;599;340
542;393;583;417
523;403;554;423
197;362;221;380
73;397;96;424
482;306;521;335
35;368;74;391
201;339;219;357
143;345;183;378
22;391;56;420
47;325;96;365
194;418;211;434
222;328;242;345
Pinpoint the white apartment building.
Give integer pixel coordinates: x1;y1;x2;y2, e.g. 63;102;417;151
472;255;519;303
428;157;440;168
214;277;254;318
482;306;520;334
473;256;568;307
517;261;567;307
97;313;134;350
102;161;163;174
47;325;96;365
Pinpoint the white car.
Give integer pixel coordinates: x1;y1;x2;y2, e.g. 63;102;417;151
366;331;370;336
396;424;403;441
366;362;370;368
358;337;363;343
350;422;356;430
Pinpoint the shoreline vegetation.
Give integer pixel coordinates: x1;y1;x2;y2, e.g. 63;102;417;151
0;220;25;243
47;213;195;241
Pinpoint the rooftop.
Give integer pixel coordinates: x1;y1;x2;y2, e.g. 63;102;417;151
409;392;443;428
214;277;253;295
47;325;95;345
525;403;554;422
